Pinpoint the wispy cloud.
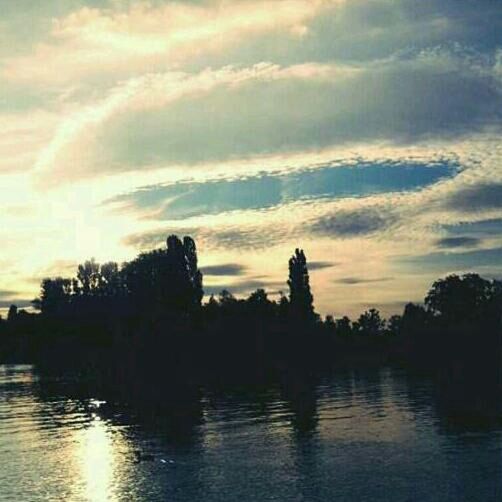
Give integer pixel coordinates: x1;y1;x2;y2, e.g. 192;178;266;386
201;263;247;277
204;279;286;297
435;237;481;249
398;247;502;275
308;261;336;271
3;0;338;85
334;277;393;285
310;207;396;238
445;183;502;212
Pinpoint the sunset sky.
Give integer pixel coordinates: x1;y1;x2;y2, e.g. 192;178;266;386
1;0;501;318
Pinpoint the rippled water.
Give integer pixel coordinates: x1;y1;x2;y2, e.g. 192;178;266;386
1;364;502;501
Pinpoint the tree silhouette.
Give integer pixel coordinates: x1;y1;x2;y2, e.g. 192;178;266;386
14;234;502;385
218;289;237;307
425;273;498;323
386;314;402;336
355;308;385;336
98;262;123;298
287;248;315;322
76;259;100;296
335;316;352;337
33;277;72;317
246;288;276;319
401;303;429;331
122;235;204;317
7;305;17;323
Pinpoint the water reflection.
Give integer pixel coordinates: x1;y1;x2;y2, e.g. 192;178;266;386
2;364;502;501
80;415;116;502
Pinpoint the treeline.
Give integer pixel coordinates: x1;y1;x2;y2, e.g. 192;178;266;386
1;235;502;382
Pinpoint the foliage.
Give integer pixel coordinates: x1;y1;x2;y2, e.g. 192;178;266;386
425;273;502;324
287;248;315;322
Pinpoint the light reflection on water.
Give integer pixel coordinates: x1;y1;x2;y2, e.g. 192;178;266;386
0;364;501;501
80;416;115;502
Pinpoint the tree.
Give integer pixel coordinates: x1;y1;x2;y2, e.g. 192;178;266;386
247;289;275;318
7;305;17;322
425;274;495;323
122;235;204;317
401;303;429;332
278;291;289;318
180;236;204;309
33;277;72;316
164;235;204;311
247;288;269;305
287;248;315;322
335;316;353;337
386;315;402;336
325;315;335;327
99;262;122;297
76;259;100;296
218;289;237;307
355;308;385;336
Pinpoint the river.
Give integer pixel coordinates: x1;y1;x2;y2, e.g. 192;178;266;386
1;364;501;501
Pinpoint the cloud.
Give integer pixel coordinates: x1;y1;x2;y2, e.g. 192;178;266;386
201;263;247;277
122;225;285;251
25;41;501;186
335;277;393;285
197;228;280;251
0;110;59;174
310;207;396;237
445;183;502;212
443;218;502;237
0;300;32;309
0;289;32;309
105;160;457;220
3;0;336;85
435;237;481;249
108;174;283;220
204;279;286;297
28;259;79;285
308;261;336;271
0;289;19;299
398;246;502;274
32;62;360;183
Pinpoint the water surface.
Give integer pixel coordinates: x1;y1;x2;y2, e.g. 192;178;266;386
1;364;501;501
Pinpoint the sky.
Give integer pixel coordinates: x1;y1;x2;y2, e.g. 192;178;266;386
0;0;502;318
